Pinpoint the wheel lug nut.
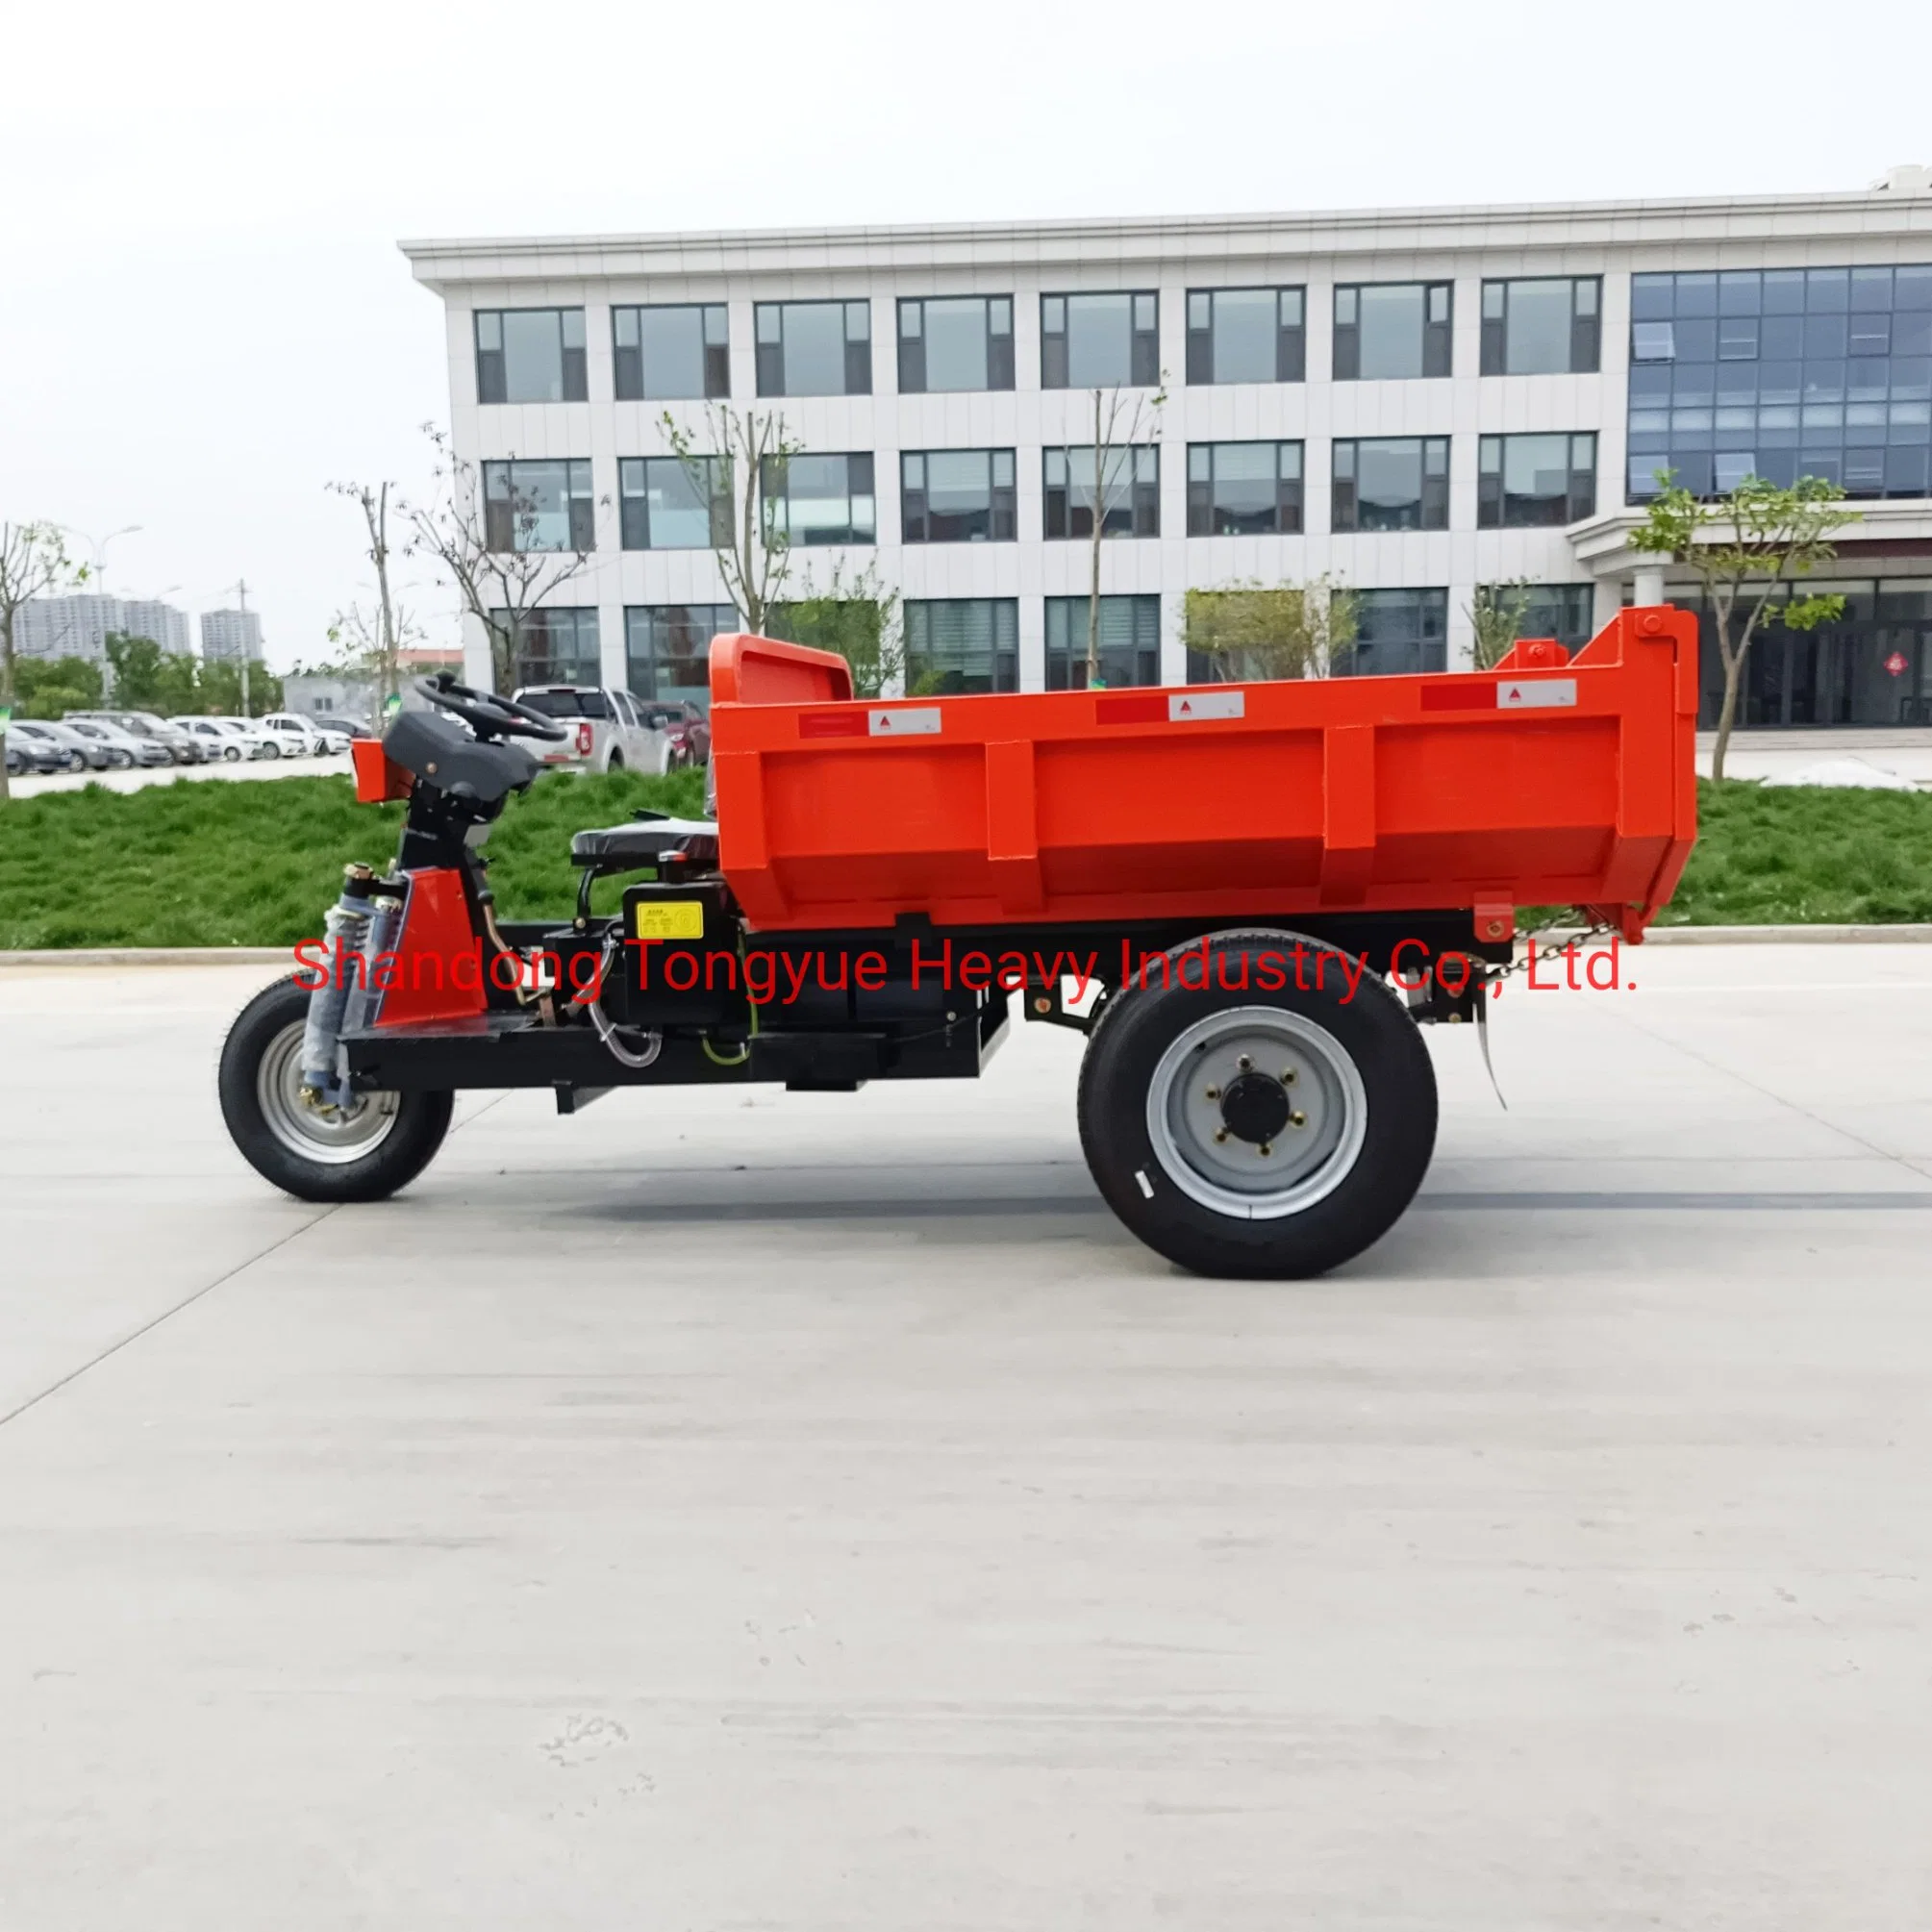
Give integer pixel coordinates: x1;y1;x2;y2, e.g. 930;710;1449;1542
1258;1142;1272;1157
1290;1110;1307;1128
1236;1055;1252;1071
1281;1067;1297;1085
1213;1128;1229;1143
1204;1085;1219;1100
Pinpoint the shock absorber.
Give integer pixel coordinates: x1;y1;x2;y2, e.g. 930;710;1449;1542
339;891;406;1041
301;866;375;1099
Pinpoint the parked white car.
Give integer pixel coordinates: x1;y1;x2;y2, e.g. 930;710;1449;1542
510;686;678;774
170;716;280;762
208;716;287;760
261;713;349;757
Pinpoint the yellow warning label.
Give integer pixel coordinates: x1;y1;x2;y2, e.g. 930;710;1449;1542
633;899;705;940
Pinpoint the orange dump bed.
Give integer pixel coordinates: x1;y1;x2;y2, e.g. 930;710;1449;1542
706;609;1699;939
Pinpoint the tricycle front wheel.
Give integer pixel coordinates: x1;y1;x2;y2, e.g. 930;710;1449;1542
218;978;453;1202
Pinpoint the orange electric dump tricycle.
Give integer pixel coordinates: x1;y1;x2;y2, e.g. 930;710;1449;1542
218;607;1697;1277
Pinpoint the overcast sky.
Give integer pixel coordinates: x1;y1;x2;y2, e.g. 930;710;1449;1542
4;0;1927;669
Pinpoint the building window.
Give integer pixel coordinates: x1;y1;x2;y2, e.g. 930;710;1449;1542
1330;439;1450;532
618;456;729;549
897;297;1015;392
1041;292;1159;389
483;460;594;552
1488;583;1596;648
1336;590;1447;678
474;309;588;404
625;604;734;707
904;599;1019;693
496;607;600;688
1044;594;1162;689
761;452;875;545
1627;264;1932;501
1479;278;1601;375
1187;441;1304;535
1476;434;1597;527
901;450;1016;542
1186;288;1305;384
1333;282;1453;380
755;300;871;396
613;305;728;401
1042;445;1160;539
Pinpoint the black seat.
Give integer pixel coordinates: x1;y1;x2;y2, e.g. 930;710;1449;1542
570;812;719;867
383;712;539;804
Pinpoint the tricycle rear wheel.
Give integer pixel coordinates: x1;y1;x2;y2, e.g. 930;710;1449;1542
218;977;454;1203
1078;930;1437;1279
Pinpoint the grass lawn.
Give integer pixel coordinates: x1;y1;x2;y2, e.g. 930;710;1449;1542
0;768;706;950
0;771;1928;949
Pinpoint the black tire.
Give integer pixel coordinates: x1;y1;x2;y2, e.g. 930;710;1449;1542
607;750;624;771
1077;929;1438;1279
218;977;454;1203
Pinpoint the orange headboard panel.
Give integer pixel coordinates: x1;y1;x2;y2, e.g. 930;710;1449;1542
709;633;854;707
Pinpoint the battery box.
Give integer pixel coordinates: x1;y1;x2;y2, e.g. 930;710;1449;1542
618;878;746;1028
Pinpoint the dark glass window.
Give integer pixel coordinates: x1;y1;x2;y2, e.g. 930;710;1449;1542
1186;442;1304;534
1627;263;1932;501
618;457;729;549
1041;291;1160;389
1185;288;1306;384
761;452;875;545
1476;434;1596;527
1522;583;1595;646
1335;590;1447;678
475;308;588;404
1479;278;1600;375
483;459;595;552
1330;439;1450;532
897;297;1015;392
1042;445;1160;538
1333;282;1452;380
754;300;872;396
904;599;1019;693
496;607;600;688
613;305;728;401
1044;594;1161;689
624;604;733;707
900;450;1016;542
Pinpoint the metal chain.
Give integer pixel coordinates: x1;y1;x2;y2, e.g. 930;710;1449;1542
1486;916;1619;985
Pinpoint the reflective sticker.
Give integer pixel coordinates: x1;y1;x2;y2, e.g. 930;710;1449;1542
634;900;705;940
1496;678;1577;710
1169;690;1244;721
869;707;941;737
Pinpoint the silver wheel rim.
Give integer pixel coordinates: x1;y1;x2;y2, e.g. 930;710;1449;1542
255;1019;399;1166
1145;1006;1368;1221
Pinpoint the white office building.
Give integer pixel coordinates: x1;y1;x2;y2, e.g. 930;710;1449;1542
403;166;1932;728
200;608;264;665
16;594;190;664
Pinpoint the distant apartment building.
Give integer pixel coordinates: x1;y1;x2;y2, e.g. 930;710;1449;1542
17;594;190;664
200;608;264;665
405;164;1932;729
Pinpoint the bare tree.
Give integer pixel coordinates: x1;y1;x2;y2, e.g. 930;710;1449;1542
1080;380;1166;686
399;425;599;693
660;403;804;635
326;481;421;711
0;522;88;803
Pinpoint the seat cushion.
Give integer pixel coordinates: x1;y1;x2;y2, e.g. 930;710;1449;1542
570;813;719;867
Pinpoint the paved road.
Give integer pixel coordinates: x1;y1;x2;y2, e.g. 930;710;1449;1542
7;749;350;798
3;949;1930;1928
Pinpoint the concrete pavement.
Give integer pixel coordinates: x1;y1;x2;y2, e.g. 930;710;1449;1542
3;949;1931;1928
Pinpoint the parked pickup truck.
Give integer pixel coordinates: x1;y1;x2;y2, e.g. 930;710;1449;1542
511;686;681;774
